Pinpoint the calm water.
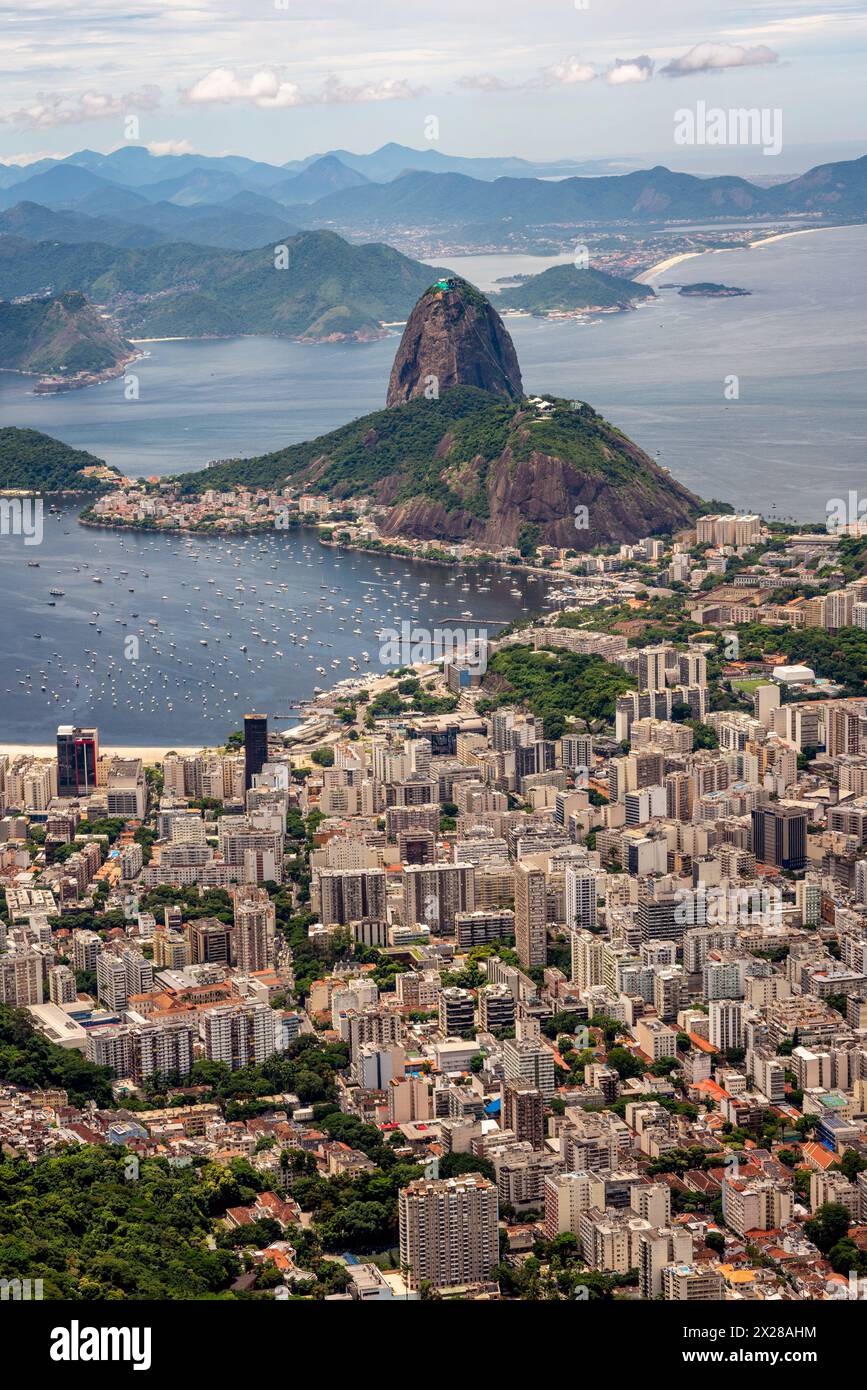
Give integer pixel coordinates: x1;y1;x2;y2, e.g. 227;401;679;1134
0;224;864;743
0;226;863;521
0;506;540;744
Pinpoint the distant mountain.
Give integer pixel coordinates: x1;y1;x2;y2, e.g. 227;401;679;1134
0;230;445;341
387;276;522;406
0;427;121;491
0;291;132;375
765;153;867;216
3;147;866;245
497;264;655;314
270;155;371;205
61;147;287;191
0;201;165;248
284;142;629;182
0;164;111;212
296;166;774;236
0;198;294;252
177;283;701;551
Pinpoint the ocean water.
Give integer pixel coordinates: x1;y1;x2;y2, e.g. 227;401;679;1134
0;224;864;743
0;224;864;521
0;508;540;744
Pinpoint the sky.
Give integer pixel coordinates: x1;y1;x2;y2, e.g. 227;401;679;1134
2;0;867;173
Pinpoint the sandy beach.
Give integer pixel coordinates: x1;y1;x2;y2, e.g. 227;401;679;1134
637;222;859;283
0;743;206;761
634;251;704;284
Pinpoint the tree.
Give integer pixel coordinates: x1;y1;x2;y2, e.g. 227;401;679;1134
439;1153;495;1182
606;1046;643;1080
804;1203;852;1255
839;1149;867;1182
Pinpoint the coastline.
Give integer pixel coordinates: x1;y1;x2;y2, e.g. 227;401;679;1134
637;221;860;282
0;743;205;761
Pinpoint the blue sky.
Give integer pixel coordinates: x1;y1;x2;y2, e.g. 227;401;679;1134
2;0;866;172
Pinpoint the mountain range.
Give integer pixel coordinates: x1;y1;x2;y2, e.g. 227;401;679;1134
0;148;865;256
0;230;445;341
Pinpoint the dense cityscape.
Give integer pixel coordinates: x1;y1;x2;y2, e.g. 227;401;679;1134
3;0;867;1363
3;505;867;1312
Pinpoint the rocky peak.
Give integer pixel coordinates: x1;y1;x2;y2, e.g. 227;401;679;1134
386;276;523;408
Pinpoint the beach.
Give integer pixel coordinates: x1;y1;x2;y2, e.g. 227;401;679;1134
0;744;206;762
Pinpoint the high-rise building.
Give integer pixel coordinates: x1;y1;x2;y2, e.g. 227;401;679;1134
0;952;43;1006
515;862;546;970
190;917;232;966
565;867;597;933
202;1003;275;1069
96;952;129;1010
398;1176;499;1290
318;868;387;926
106;758;147;819
751;805;807;871
501;1079;544;1149
503;1036;556;1100
56;726;99;798
243;713;268;791
402;863;474;934
233;896;275;973
709;998;744;1053
439;986;475;1036
48;964;77;1005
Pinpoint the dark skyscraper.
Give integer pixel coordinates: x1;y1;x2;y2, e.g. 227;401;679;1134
244;713;268;790
57;726;99;797
751;806;807;871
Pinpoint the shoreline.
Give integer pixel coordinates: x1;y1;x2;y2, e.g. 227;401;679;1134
637;221;860;282
0;743;206;761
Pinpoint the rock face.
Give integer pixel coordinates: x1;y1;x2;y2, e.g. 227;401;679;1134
386;276;523;407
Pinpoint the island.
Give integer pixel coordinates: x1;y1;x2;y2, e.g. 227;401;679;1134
664;281;752;298
496;263;654;316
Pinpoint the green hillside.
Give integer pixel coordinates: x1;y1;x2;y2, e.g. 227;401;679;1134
0;230;444;340
0;427;121;491
497;264;654;314
0;291;131;374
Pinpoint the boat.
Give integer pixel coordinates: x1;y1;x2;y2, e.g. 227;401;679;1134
49;588;65;597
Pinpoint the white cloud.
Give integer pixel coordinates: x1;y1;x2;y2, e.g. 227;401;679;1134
182;67;425;108
662;42;779;77
540;55;596;86
5;86;161;130
146;139;195;156
606;55;654;85
456;73;517;92
0;149;74;166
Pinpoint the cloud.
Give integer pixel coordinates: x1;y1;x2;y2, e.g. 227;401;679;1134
319;75;425;103
456;73;518;92
182;67;425;109
606;55;654;86
459;52;657;94
662;42;779;77
146;139;195;156
540;55;596;86
0;149;74;166
5;86;161;129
